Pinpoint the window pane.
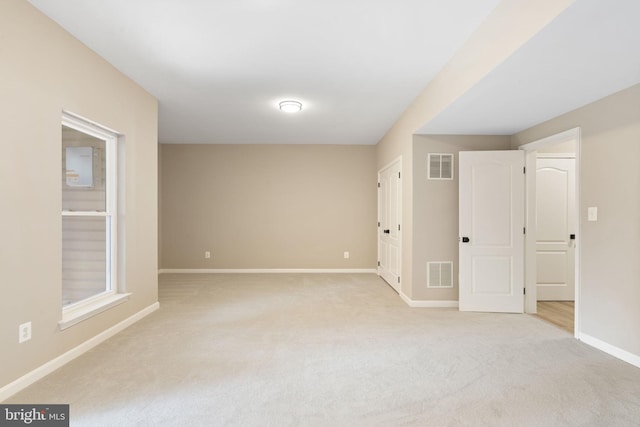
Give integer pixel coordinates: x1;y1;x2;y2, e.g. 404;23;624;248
62;216;109;306
62;125;106;212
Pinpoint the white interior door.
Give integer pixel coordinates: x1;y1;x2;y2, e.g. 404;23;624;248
459;151;525;313
378;159;401;292
536;156;576;301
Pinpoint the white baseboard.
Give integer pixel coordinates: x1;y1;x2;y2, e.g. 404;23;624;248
158;268;378;274
0;302;160;402
578;332;640;369
399;292;459;308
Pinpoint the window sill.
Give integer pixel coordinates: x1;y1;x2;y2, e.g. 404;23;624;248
59;293;131;330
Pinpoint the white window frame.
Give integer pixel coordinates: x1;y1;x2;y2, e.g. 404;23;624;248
59;112;129;330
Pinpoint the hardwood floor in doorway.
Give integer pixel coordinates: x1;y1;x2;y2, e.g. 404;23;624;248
535;301;574;334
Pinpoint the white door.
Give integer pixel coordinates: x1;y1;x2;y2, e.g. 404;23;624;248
536;157;576;301
459;151;525;313
378;159;401;292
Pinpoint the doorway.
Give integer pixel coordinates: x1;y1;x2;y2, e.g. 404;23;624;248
521;128;580;336
535;155;576;301
378;157;402;292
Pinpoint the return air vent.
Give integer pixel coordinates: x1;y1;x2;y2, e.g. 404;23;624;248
428;153;454;180
427;262;453;288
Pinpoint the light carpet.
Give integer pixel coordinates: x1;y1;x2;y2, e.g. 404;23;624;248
6;273;640;426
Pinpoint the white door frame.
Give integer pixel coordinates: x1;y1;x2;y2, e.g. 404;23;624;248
377;156;402;292
519;127;581;338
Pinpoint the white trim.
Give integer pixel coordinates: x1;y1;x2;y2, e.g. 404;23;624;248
62;110;120;138
536;153;576;159
578;333;640;369
61;211;109;217
59;293;131;330
523;150;538;314
158;269;378;274
0;302;159;402
574;130;582;338
519;127;581;338
399;292;459;308
61;111;120;315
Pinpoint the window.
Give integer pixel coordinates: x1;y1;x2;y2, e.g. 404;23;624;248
60;113;128;329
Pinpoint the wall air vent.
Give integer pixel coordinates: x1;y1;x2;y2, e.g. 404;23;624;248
427;262;454;288
428;153;454;180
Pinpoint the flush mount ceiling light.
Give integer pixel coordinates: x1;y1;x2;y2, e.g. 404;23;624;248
279;100;302;113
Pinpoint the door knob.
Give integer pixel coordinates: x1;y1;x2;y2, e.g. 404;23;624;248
461;237;470;243
383;229;390;234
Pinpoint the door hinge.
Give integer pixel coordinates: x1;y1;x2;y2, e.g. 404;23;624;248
377;221;380;227
398;224;401;231
377;261;380;267
523;227;526;234
377;182;380;188
397;277;400;284
523;288;526;295
398;172;401;179
523;166;526;174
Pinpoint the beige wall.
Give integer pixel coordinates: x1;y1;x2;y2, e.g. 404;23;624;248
412;135;511;301
537;138;576;154
0;1;158;389
160;144;377;269
512;83;640;358
376;0;573;300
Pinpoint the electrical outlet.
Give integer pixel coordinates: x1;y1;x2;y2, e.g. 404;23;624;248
19;322;31;343
204;251;211;259
344;251;350;259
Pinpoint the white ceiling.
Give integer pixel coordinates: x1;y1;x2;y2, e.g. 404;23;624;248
27;0;640;143
27;0;501;144
418;0;640;135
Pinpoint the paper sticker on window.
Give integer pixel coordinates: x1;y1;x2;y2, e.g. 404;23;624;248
65;146;93;187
